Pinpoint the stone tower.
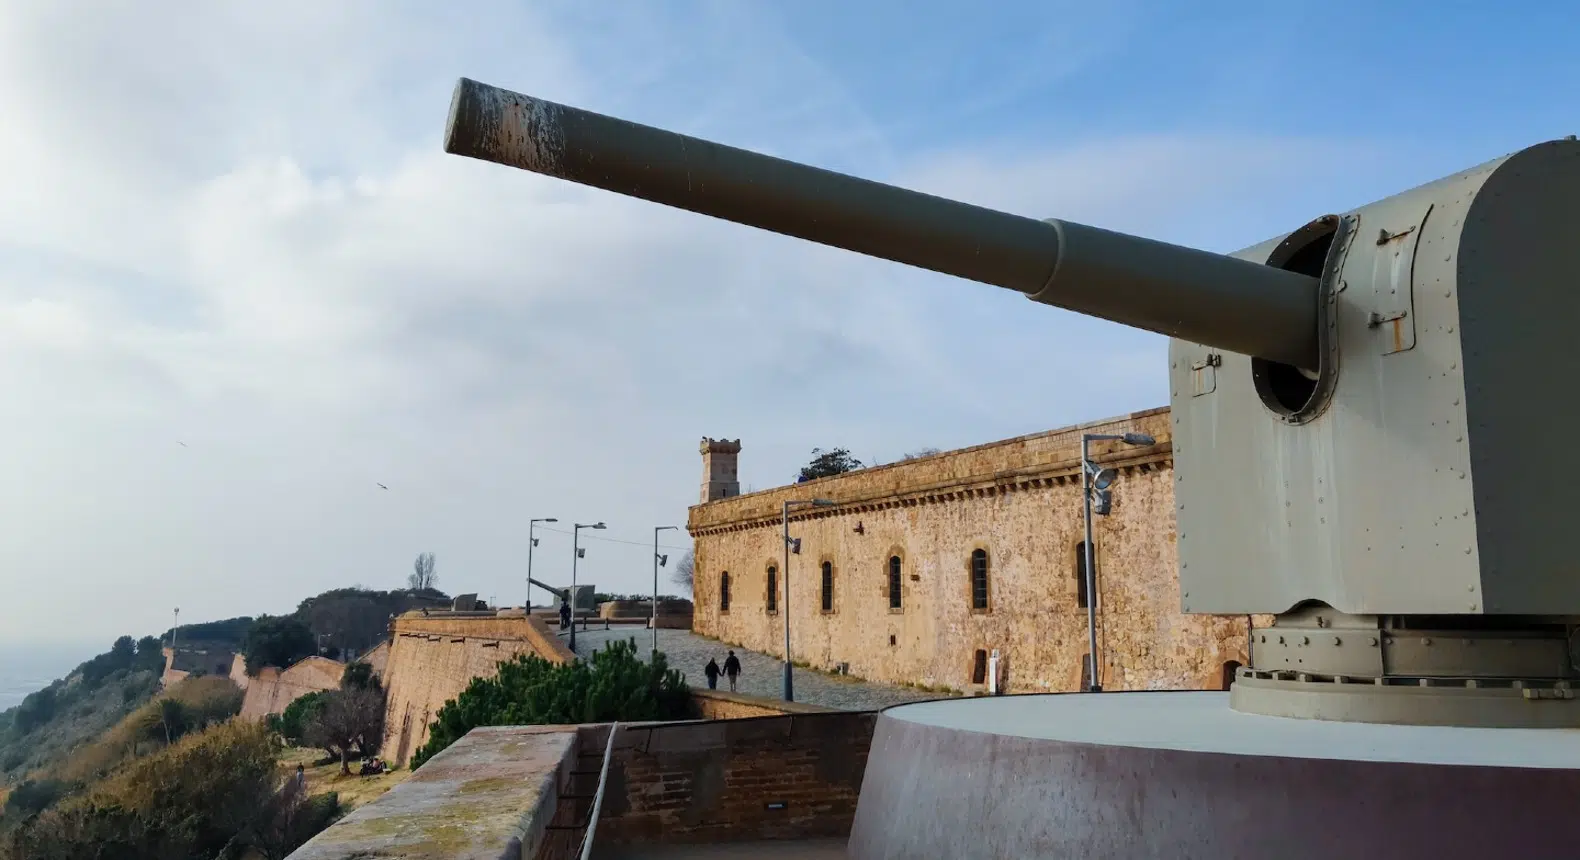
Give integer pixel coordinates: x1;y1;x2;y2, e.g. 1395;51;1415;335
699;438;742;503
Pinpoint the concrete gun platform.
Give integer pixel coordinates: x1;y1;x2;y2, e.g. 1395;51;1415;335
848;691;1580;859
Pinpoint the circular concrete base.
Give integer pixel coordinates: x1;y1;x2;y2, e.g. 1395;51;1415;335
847;691;1580;860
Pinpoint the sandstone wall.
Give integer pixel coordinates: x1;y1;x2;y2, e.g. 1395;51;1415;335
358;639;390;678
689;407;1262;694
380;612;576;766
239;656;346;719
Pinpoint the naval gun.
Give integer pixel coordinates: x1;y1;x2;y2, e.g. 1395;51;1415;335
441;79;1580;729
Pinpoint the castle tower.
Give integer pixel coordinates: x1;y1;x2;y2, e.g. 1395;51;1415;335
699;437;741;503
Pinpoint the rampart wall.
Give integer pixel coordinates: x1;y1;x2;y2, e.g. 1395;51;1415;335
380;611;576;766
239;656;346;719
689;407;1266;695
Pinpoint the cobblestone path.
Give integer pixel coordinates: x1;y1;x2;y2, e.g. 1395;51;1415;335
566;626;939;712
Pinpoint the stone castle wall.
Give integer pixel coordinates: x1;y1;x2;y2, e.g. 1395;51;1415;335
238;656;346;719
379;612;576;766
688;407;1263;694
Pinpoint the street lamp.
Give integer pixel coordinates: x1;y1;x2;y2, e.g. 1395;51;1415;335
526;517;558;610
653;526;679;654
1080;431;1155;692
570;522;606;653
781;498;836;701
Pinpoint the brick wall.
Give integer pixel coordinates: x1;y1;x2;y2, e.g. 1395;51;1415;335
380;612;576;766
592;711;877;845
688;407;1265;695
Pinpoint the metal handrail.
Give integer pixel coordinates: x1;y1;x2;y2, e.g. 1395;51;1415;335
576;721;619;860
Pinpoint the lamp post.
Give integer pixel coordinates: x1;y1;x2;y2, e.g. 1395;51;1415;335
781;498;836;701
526;517;558;610
1080;431;1155;692
570;522;606;653
653;526;678;654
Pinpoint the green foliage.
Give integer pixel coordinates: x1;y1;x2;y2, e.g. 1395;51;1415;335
58;675;244;785
409;638;688;770
272;690;329;748
3;778;66;819
243;615;317;675
161;616;254;648
0;720;282;860
0;636;165;783
797;446;863;482
340;660;381;692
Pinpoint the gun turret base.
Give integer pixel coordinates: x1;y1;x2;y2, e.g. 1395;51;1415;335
1236;605;1580;727
847;692;1580;859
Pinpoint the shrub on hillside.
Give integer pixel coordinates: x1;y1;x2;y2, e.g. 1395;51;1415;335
409;638;687;770
268;689;329;748
1;720;281;860
57;675;244;785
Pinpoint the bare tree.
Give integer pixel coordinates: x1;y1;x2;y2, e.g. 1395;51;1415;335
304;687;386;775
408;552;438;592
901;448;942;461
669;549;694;594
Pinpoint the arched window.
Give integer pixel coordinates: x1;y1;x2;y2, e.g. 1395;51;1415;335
719;571;731;612
970;549;990;611
1074;542;1089;609
765;565;778;613
820;561;834;613
888;556;903;610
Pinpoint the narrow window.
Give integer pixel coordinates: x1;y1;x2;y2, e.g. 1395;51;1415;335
766;565;778;613
821;561;834;612
972;649;988;684
888;556;903;610
970;549;990;611
720;571;731;612
1075;542;1089;609
1221;661;1242;691
1080;653;1091;690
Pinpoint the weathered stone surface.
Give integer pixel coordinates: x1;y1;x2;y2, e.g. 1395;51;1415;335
288;726;576;860
240;656;345;719
688;408;1264;695
381;613;575;765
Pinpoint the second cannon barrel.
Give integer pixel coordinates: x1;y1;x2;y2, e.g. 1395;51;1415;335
443;77;1319;370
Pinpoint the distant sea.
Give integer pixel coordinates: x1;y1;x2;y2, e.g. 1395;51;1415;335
0;644;101;711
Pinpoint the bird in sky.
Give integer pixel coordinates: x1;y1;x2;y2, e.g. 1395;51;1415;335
377;483;388;490
176;441;187;447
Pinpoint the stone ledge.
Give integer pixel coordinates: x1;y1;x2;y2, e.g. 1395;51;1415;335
286;726;576;860
690;688;840;717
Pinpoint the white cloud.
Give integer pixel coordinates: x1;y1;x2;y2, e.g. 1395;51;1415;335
0;1;1386;647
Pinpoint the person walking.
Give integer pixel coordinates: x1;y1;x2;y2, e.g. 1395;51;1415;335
703;657;721;690
723;650;742;693
559;599;572;631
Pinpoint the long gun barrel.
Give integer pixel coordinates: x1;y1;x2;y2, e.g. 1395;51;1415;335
444;78;1319;369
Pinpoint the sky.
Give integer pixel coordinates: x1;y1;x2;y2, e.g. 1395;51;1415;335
0;1;1576;656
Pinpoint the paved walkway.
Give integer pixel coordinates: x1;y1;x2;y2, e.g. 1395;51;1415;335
566;626;938;712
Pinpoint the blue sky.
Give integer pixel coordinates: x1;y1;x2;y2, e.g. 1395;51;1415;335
0;1;1572;656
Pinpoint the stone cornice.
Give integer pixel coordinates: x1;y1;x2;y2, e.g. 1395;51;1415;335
688;444;1172;537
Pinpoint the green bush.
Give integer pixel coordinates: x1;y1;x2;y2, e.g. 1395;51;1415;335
274;690;329;748
409;638;688;770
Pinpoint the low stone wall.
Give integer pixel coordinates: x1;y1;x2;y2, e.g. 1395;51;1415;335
592;711;877;846
287;725;577;860
689;689;837;720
